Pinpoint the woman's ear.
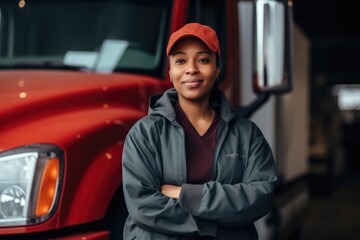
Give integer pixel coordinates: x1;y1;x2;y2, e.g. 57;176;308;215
169;71;173;83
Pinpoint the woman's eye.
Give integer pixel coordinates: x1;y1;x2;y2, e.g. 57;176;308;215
175;59;185;64
198;58;209;63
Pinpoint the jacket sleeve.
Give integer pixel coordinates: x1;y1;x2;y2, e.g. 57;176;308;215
178;122;278;226
122;126;217;236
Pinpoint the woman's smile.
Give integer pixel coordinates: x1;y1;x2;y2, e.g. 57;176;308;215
182;79;203;88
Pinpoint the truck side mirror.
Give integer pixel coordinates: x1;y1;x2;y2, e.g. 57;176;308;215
254;0;293;94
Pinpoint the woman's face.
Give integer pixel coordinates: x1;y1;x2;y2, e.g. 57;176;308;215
169;37;219;103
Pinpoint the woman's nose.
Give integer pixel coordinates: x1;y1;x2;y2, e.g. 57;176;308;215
185;61;199;75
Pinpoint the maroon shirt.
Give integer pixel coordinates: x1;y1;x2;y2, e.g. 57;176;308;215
175;103;219;240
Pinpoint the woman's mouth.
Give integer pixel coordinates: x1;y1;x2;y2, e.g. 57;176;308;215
182;79;203;88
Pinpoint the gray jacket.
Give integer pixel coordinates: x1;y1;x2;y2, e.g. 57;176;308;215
122;88;277;239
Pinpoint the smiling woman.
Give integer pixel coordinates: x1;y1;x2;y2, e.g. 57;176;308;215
121;23;278;240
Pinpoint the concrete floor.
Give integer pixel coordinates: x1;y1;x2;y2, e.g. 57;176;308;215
301;173;360;240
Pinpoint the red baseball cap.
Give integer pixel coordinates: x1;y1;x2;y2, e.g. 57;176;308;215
166;23;220;58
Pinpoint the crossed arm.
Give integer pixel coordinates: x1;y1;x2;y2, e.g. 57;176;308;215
161;184;182;199
123;124;277;235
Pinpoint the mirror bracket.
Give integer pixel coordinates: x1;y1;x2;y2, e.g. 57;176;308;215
236;92;270;118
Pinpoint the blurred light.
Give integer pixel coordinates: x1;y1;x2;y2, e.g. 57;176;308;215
18;0;25;8
18;80;25;87
19;92;27;99
103;104;109;109
105;153;112;160
334;85;360;110
114;120;124;125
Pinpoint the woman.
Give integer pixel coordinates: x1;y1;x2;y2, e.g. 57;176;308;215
122;23;277;240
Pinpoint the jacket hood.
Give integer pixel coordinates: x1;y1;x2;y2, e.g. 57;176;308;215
148;87;236;123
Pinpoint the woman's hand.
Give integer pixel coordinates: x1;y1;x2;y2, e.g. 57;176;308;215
161;184;182;199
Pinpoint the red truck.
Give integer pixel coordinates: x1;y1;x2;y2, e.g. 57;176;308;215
0;0;308;239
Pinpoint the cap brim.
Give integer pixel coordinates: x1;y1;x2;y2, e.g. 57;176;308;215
167;34;217;56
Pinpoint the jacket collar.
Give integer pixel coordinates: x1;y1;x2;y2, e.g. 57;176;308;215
148;88;236;123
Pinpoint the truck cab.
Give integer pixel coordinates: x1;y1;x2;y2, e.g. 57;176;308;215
0;0;307;239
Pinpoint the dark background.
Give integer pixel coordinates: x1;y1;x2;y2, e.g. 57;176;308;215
293;1;360;239
294;0;360;173
294;0;360;84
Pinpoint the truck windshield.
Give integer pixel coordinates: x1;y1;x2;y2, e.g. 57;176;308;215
0;0;169;74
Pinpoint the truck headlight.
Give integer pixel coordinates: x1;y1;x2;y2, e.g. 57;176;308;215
0;144;63;227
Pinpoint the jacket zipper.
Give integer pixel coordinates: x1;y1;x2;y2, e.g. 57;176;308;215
173;120;187;184
211;120;228;180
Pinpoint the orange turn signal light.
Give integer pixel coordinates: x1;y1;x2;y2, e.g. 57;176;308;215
35;158;59;217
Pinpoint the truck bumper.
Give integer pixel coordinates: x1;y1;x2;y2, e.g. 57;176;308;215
48;231;109;240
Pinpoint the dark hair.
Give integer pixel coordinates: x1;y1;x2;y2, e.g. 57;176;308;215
210;81;221;110
216;55;220;67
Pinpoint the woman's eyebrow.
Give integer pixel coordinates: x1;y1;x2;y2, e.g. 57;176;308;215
171;51;185;56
